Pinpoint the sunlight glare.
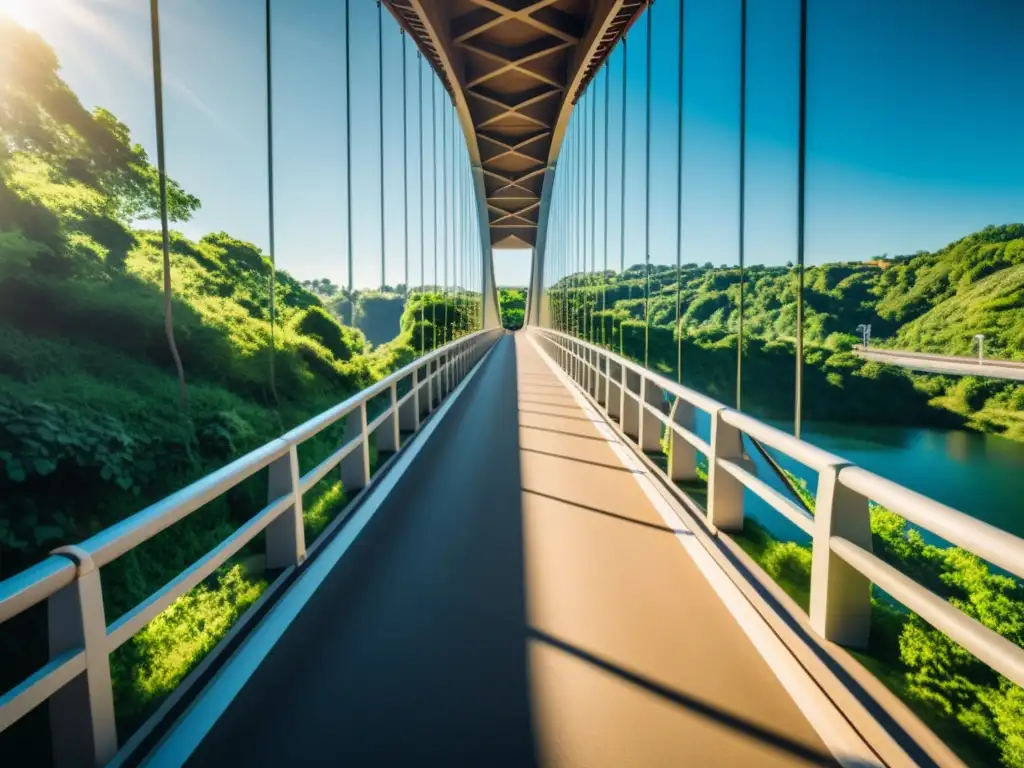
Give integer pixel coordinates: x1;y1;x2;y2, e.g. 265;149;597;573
0;0;47;30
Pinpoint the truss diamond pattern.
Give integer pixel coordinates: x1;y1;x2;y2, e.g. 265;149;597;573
386;0;644;249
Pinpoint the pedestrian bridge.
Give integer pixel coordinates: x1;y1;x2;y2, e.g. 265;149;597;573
3;328;1022;767
2;1;1023;766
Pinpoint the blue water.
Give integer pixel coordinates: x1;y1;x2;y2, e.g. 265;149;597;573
689;412;1024;544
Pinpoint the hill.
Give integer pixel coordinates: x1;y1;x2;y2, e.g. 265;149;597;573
0;19;472;741
549;225;1024;440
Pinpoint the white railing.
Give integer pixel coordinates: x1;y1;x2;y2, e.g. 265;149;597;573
531;327;1024;690
0;328;502;767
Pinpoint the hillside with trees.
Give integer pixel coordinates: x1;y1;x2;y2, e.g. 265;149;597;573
0;19;473;744
550;224;1023;440
499;287;526;329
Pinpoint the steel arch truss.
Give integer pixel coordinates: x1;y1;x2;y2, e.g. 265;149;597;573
385;0;644;249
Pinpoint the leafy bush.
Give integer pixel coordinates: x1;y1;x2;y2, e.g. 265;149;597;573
110;565;266;727
733;472;1024;768
292;306;368;362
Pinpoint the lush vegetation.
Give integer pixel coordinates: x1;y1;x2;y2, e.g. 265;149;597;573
549;224;1024;440
0;19;477;745
725;467;1024;768
498;286;526;329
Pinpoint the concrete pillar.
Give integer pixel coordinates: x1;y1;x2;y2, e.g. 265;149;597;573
669;398;698;481
621;368;641;440
639;379;664;453
400;369;420;433
707;408;744;531
606;360;622;420
265;446;305;569
340;403;370;493
376;383;401;454
810;463;873;648
48;547;117;768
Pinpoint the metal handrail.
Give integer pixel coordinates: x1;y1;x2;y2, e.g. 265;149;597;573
0;328;502;764
531;327;1024;691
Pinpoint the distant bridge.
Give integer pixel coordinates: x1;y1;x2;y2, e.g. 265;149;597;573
854;345;1024;382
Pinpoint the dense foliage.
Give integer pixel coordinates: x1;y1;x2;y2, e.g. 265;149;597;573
549;225;1023;440
731;469;1024;768
498;287;526;329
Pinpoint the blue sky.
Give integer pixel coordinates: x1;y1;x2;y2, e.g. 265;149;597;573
547;0;1024;286
10;0;1023;291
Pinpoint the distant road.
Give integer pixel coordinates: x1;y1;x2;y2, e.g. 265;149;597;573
854;345;1024;382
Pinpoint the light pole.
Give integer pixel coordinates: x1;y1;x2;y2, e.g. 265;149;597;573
856;323;871;347
973;333;985;364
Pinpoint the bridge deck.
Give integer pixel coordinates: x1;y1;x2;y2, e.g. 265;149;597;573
180;334;841;766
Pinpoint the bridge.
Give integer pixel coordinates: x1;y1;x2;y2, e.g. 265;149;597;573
854;346;1024;382
1;2;1023;767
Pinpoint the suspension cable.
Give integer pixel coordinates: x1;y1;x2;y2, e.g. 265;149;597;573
432;76;438;351
264;0;279;404
442;98;449;345
418;51;425;356
344;0;353;293
149;0;188;409
619;37;627;355
796;0;808;438
575;107;582;339
402;30;409;295
675;0;686;384
590;83;597;345
377;0;385;289
737;0;747;408
582;89;589;343
644;2;653;368
603;64;609;347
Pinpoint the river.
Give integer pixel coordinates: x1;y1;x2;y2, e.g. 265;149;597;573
691;413;1024;545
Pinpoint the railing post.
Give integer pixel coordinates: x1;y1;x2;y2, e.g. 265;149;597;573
47;547;117;768
401;368;421;433
606;359;621;419
639;378;664;453
425;359;435;413
810;463;873;648
340;402;370;493
265;445;306;569
376;382;401;454
596;352;607;406
707;408;744;531
621;368;640;440
668;397;698;481
584;347;593;395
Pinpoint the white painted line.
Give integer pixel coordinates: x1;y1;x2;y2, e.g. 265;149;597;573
143;337;505;768
527;333;882;768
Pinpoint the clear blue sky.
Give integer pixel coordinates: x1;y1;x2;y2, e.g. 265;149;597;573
549;0;1024;282
13;0;1024;291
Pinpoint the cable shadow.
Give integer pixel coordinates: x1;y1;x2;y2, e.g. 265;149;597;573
517;408;603;423
519;447;641;473
529;628;841;766
518;425;612;443
517;397;581;407
521;488;692;535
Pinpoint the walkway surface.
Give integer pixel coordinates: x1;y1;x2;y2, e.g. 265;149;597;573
182;334;841;767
